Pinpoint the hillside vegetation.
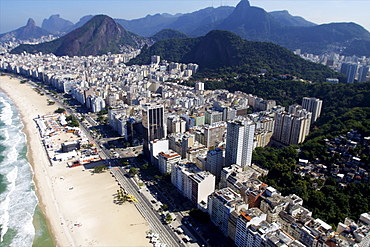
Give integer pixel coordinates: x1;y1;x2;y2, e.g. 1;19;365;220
248;80;370;225
129;30;341;82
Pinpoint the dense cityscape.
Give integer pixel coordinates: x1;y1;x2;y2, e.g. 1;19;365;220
1;0;370;246
1;48;369;246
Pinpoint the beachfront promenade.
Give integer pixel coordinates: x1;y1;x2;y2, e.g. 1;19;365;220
111;166;184;247
33;78;185;246
0;75;153;246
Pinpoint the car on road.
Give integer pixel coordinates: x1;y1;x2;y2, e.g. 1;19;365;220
182;235;192;243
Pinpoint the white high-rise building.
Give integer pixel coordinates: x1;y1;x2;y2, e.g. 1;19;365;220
167;116;186;134
273;111;311;145
208;188;242;237
171;161;215;206
151;55;160;65
225;120;255;168
149;139;169;165
91;96;106;113
195;81;204;92
302;97;322;124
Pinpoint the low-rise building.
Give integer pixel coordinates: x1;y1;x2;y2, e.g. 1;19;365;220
158;150;181;174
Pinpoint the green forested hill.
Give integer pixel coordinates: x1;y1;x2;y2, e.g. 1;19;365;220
150;29;189;42
128;30;341;82
128;36;201;65
213;77;370;112
249;80;370;226
253;137;370;226
270;23;370;55
342;40;370;57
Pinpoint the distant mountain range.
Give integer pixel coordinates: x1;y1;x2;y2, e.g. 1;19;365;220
41;14;73;34
10;15;339;82
4;0;370;56
119;6;235;37
0;18;51;42
37;14;95;36
269;10;316;27
11;15;151;56
113;3;318;38
211;0;370;54
114;0;370;55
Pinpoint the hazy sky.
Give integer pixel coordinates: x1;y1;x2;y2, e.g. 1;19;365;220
1;0;369;34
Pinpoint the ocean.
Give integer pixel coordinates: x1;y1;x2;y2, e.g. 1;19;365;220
0;90;54;247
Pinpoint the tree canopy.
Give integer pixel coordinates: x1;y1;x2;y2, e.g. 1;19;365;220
93;165;108;173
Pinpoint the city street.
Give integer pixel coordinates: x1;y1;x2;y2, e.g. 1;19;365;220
110;166;185;247
29;80;206;246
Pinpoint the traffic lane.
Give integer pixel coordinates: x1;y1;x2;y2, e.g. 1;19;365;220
180;221;208;247
145;184;207;246
112;168;183;247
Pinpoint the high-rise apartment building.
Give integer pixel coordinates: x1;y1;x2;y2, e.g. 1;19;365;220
108;108;129;137
358;66;369;83
204;123;226;148
340;63;358;83
168;132;195;159
302;97;322;123
90;95;106;113
288;104;303;115
273;111;311;145
151;55;160;65
194;81;204;92
235;210;272;247
206;148;224;179
142;103;166;157
290;116;310;145
205;110;223;125
225;120;255;168
208;188;242;237
171;161;215;206
167;116;186;134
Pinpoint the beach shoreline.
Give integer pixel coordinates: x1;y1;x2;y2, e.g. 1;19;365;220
24;108;57;246
0;74;150;247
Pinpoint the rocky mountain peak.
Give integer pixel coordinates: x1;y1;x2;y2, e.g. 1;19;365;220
239;0;251;7
42;14;74;33
26;18;36;27
235;0;251;10
11;14;151;56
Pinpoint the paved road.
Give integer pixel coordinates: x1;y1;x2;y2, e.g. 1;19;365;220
111;166;184;247
29;81;193;247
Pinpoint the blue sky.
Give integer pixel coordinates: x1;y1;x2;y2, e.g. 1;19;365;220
1;0;369;34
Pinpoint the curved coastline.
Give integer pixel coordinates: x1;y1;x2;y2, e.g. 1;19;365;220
0;74;151;247
0;74;68;246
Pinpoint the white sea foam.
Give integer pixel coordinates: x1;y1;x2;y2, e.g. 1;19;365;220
8;188;37;247
2;129;9;141
0;167;17;242
0;97;13;126
0;92;37;246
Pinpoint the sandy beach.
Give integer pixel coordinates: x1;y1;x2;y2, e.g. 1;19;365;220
0;75;150;247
